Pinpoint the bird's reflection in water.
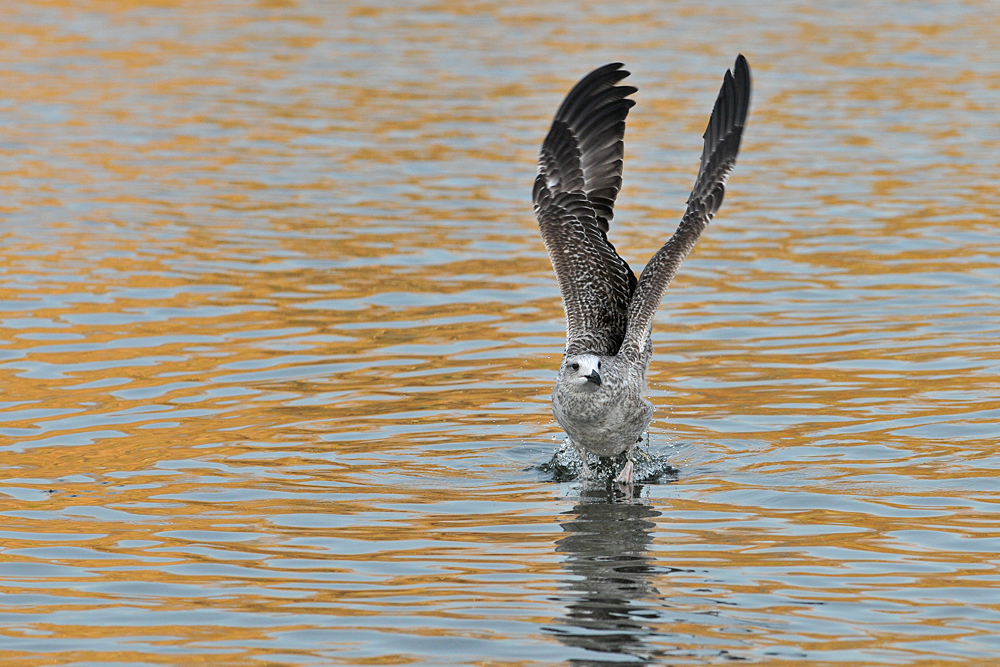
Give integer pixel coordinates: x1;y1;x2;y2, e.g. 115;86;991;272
546;484;665;665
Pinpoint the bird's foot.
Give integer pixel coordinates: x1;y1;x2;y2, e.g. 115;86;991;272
614;458;635;484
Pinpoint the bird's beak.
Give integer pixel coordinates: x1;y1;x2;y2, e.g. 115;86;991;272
585;370;601;386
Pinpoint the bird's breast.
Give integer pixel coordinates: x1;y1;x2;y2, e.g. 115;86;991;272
552;383;652;457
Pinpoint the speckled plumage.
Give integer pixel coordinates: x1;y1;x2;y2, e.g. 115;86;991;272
534;57;752;481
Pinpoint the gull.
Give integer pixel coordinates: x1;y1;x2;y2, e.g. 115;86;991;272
533;56;751;484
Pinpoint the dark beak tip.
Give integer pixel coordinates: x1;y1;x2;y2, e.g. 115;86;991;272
585;371;602;386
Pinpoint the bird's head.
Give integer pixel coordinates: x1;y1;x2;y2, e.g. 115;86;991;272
558;353;604;393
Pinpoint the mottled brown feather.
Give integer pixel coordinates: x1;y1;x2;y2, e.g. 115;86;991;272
620;55;751;362
533;63;638;356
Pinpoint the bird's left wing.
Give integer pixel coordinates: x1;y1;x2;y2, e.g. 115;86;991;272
620;55;751;363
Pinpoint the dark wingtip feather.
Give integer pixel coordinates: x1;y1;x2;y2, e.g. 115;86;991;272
538;62;638;229
733;54;751;128
554;63;630;121
696;55;752;181
703;56;751;143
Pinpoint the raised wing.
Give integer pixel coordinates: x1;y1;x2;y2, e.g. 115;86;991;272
620;55;752;362
533;63;638;356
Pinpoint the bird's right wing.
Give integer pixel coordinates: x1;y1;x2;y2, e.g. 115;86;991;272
620;55;752;363
534;63;638;356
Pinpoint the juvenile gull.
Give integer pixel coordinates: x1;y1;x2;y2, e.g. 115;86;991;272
533;56;752;483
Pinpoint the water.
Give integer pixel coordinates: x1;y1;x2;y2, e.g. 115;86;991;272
2;0;1000;664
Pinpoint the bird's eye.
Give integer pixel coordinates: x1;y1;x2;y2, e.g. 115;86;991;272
597;361;602;369
570;363;579;371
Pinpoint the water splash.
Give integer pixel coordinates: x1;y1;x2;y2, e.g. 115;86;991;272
538;437;679;484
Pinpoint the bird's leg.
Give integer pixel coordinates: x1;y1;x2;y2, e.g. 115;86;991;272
573;443;592;479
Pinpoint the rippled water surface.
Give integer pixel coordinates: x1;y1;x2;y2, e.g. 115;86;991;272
2;1;1000;664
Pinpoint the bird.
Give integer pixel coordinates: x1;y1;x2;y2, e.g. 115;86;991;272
533;55;751;484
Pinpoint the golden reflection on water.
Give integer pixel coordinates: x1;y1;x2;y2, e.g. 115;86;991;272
2;0;1000;664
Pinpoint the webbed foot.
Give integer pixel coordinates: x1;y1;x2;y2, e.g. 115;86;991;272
614;458;635;484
